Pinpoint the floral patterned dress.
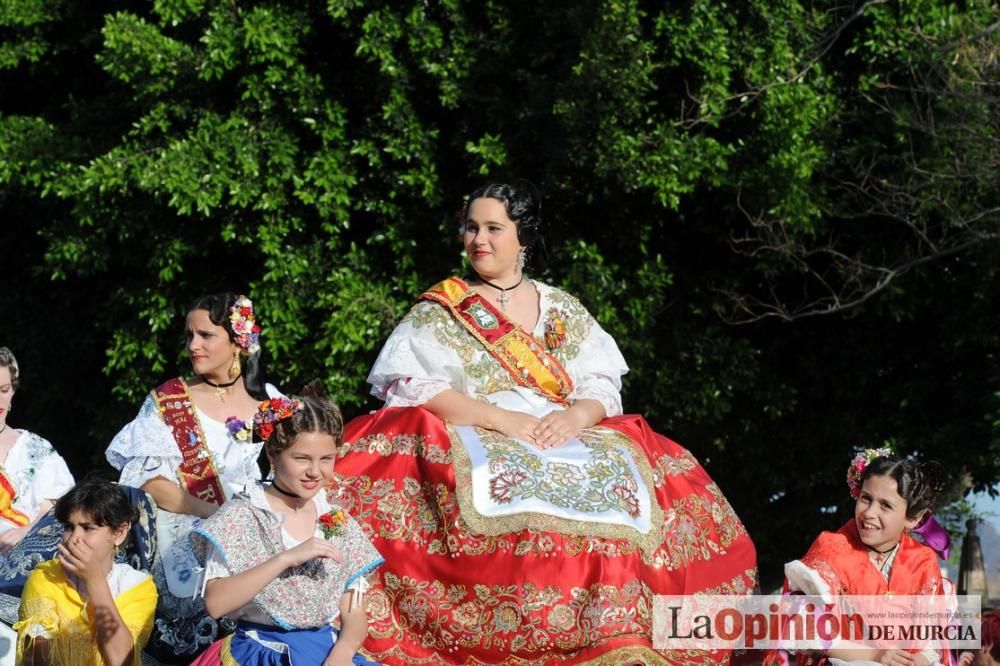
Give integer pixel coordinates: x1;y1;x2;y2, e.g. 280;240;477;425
331;277;758;665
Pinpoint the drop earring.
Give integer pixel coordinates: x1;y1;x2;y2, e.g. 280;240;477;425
229;352;242;380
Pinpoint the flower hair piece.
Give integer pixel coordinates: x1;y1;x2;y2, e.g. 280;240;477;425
253;396;303;441
229;295;261;355
846;446;894;499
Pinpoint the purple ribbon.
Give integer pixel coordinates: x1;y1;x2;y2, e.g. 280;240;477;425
912;514;951;560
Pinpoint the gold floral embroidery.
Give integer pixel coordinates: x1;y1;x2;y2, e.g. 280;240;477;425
335;433;747;569
650;483;748;570
338;431;452;464
652;450;698;480
362;571;753;665
543;291;593;365
407;302;520;395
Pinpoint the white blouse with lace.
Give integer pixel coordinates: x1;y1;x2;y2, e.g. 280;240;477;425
368;280;628;414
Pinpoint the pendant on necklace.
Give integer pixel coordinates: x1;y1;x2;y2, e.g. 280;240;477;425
497;291;510;310
214;387;226;401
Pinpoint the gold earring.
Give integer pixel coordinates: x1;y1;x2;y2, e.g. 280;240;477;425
229;352;242;379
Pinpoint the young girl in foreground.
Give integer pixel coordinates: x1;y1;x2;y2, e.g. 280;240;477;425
190;395;383;665
767;452;950;666
15;478;157;666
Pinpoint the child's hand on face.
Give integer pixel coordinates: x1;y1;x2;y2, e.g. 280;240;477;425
58;538;108;587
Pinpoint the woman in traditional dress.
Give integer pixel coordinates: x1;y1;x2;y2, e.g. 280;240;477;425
764;451;952;666
15;478;157;666
0;347;75;560
189;395;383;665
105;292;281;658
0;347;76;666
331;181;758;665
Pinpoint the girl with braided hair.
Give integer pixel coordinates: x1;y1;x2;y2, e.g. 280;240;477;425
189;395;383;666
766;453;953;666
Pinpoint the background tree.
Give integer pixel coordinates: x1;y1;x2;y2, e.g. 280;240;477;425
2;0;998;585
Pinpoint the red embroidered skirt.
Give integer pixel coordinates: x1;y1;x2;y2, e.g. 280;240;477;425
331;407;757;665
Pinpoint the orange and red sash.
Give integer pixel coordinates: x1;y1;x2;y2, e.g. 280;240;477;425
0;469;30;527
152;378;226;506
420;277;574;404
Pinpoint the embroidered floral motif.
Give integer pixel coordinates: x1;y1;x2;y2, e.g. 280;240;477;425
478;429;643;518
653;450;698;480
544;291;592;363
543;308;569;350
334;429;749;567
319;508;348;538
359;572;751;664
338;432;452;463
488;469;527;504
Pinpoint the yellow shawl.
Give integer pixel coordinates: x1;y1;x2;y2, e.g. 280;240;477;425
14;559;157;666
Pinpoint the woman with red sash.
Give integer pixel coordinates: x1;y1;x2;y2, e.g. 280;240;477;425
331;181;758;665
765;452;953;666
105;293;282;659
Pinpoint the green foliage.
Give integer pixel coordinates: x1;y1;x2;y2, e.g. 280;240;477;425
2;0;999;585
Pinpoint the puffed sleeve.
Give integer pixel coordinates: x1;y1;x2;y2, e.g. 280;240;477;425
9;432;75;515
105;394;183;489
34;449;74;504
367;301;471;407
546;288;628;417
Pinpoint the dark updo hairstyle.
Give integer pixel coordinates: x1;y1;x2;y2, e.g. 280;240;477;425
188;292;268;400
261;394;344;457
0;347;20;390
463;180;546;270
860;456;946;521
55;478;137;539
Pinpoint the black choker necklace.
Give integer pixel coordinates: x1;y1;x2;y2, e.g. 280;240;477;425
270;479;300;500
475;274;524;311
867;542;898;555
867;542;898;572
202;374;241;401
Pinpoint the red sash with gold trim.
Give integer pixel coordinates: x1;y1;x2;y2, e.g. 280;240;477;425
420;277;574;404
0;468;30;527
152;378;226;506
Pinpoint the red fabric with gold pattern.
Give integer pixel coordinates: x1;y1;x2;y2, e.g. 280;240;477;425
763;521;947;666
331;406;758;665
